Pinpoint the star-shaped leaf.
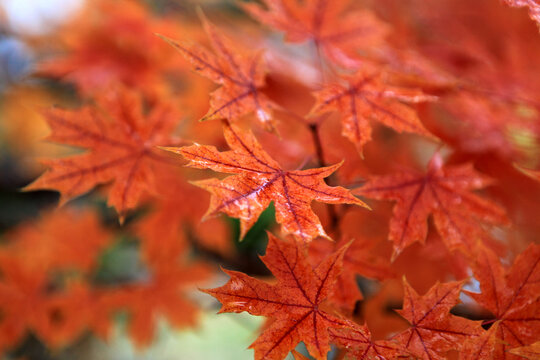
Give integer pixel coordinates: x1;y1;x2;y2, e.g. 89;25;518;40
394;279;482;360
159;14;277;130
355;152;508;258
243;0;389;67
163;121;366;242
465;244;540;359
330;324;406;359
310;237;394;312
25;88;180;220
310;68;435;153
203;233;356;360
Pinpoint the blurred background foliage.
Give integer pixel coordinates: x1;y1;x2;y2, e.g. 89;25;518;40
0;1;280;359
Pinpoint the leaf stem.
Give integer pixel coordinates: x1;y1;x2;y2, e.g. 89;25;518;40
308;122;341;237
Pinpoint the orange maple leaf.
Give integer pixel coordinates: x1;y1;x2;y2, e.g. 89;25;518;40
2;208;111;273
310;237;394;312
38;0;186;97
243;0;389;67
26;87;181;220
0;209;114;350
203;233;356;360
329;324;406;360
394;279;482;360
465;244;540;359
159;14;278;131
163;121;366;242
108;263;210;346
310;67;435;154
355;152;508;258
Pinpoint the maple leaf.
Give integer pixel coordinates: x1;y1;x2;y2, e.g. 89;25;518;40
3;208;111;274
159;13;278;131
310;67;435;154
465;244;540;359
203;233;356;360
394;279;482;360
38;0;186;97
163;121;366;242
108;263;210;346
330;324;406;360
0;255;112;350
310;237;394;312
460;323;501;360
243;0;389;67
355;152;508;258
25;87;181;220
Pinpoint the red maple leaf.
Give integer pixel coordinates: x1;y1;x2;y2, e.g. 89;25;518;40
159;14;278;131
163;121;366;242
465;244;540;359
0;209;114;350
394;279;482;360
330;323;406;359
243;0;389;67
25;87;181;220
203;233;356;360
310;67;435;154
355;152;508;258
107;263;210;346
38;0;186;97
309;237;394;312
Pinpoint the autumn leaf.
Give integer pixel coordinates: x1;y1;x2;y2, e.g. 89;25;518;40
163;121;366;242
2;208;111;274
0;209;115;350
107;263;210;346
203;233;356;360
394;279;482;360
465;244;540;359
38;0;186;97
243;0;389;67
309;237;394;312
159;13;278;131
25;87;181;221
355;152;508;258
330;324;406;359
310;67;435;154
460;323;500;360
